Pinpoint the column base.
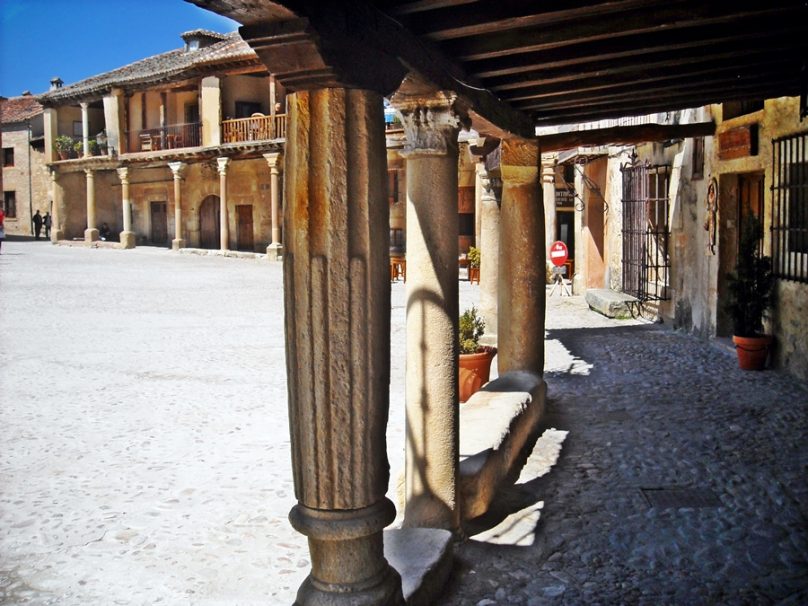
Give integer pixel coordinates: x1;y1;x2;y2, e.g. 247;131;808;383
172;238;186;251
84;228;99;242
52;230;64;244
266;242;283;261
120;231;136;249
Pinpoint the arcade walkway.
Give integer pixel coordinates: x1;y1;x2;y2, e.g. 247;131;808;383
1;241;806;604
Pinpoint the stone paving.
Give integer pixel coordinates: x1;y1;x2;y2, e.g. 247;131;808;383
1;240;807;605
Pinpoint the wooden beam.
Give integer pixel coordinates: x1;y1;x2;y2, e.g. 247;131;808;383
387;0;477;15
442;4;803;61
467;18;808;78
537;121;716;153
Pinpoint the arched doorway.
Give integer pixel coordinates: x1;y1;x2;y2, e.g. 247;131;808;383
199;195;220;249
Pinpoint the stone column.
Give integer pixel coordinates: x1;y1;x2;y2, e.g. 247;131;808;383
80;102;90;158
84;169;98;242
117;167;135;249
542;153;557;254
263;151;283;260
573;163;585;294
283;88;402;605
474;162;484;247
216;157;229;251
498;138;545;375
479;169;502;347
393;91;461;531
169;162;186;250
49;168;64;242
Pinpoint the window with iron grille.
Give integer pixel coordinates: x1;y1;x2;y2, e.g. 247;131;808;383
620;163;671;301
771;131;808;283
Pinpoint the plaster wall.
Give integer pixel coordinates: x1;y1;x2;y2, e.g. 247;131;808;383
221;75;271;118
168;90;200;126
1;124;49;236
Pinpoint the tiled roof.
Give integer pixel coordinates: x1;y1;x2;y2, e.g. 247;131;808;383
38;32;260;105
0;95;44;124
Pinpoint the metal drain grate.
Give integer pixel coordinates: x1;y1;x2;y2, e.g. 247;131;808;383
641;487;722;509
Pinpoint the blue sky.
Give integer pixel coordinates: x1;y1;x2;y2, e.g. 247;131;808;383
0;0;239;98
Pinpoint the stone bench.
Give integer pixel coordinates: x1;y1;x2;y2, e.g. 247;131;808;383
459;370;546;520
585;288;639;319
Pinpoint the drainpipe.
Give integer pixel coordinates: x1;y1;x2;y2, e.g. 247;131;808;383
27;119;34;236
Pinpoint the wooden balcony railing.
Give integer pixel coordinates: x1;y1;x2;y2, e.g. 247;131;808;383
130;122;201;152
222;114;287;143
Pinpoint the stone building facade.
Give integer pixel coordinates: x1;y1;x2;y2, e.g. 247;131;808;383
1;95;50;236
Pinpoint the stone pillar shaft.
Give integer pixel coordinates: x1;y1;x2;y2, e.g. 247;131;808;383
80;102;90;158
498;139;545;375
84;169;98;242
264;152;283;260
283;88;402;605
479;169;501;345
50;169;64;242
217;157;229;251
395;93;461;531
169;162;186;250
118;167;135;249
542;154;557;254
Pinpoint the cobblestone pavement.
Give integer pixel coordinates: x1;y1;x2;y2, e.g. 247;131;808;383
1;241;807;605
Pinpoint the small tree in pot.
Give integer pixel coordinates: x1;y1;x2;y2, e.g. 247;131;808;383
467;246;481;284
725;215;775;370
458;306;496;402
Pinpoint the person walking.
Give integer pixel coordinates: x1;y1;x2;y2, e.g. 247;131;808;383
32;210;43;240
43;212;52;239
0;208;5;253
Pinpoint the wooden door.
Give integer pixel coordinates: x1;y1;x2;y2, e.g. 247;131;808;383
199;195;220;249
150;202;168;245
738;172;764;251
236;204;254;252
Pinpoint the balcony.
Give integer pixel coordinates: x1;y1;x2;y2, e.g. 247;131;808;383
131;122;201;152
222;113;287;143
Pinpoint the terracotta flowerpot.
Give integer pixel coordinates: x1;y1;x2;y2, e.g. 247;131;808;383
459;346;497;403
468;266;480;284
732;335;773;370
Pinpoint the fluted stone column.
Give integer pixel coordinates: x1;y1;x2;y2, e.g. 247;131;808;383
169;162;186;250
117;167;135;249
80;102;90;158
264;151;283;260
394;91;461;531
499;138;545;375
50;168;64;243
283;88;403;605
84;169;98;242
542;154;557;255
479;169;502;347
216;157;229;251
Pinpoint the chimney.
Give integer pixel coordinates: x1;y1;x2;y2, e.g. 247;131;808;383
50;77;63;90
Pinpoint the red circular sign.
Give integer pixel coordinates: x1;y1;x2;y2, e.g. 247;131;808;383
549;240;569;267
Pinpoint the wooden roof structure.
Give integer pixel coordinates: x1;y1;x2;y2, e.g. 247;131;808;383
188;0;807;138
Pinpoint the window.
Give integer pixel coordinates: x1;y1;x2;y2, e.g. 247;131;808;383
4;191;17;218
459;213;474;236
2;147;13;167
235;101;262;119
72;121;83;136
723;100;764;120
771;131;808;282
691;137;704;180
387;169;399;206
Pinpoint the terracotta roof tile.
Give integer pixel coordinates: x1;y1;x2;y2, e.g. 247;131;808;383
0;95;44;124
38;32;259;104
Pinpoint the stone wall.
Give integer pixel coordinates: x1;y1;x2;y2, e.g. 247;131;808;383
2;122;50;236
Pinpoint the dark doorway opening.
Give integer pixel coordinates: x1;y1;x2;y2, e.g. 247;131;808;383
199;195;220;249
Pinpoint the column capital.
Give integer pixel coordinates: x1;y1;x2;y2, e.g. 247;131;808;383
392;91;462;157
501;138;538;186
216;156;229;175
84;168;95;178
116;167;129;184
168;161;186;179
79;101;89;110
263;151;283;171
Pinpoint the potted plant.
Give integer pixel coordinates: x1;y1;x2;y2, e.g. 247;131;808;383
458;305;497;402
73;139;84;158
467;246;480;284
54;135;74;160
88;139;100;156
725;216;775;370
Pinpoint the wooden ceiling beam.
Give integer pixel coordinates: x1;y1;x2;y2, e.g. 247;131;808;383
520;74;799;112
486;43;806;93
384;0;478;16
408;0;677;41
467;18;806;78
537;121;716;153
443;4;804;61
501;54;804;103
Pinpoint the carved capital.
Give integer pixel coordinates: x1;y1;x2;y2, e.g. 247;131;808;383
116;167;129;184
84;168;95;179
263;151;283;172
216;156;229;176
168;161;186;179
501;138;539;186
394;93;461;157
